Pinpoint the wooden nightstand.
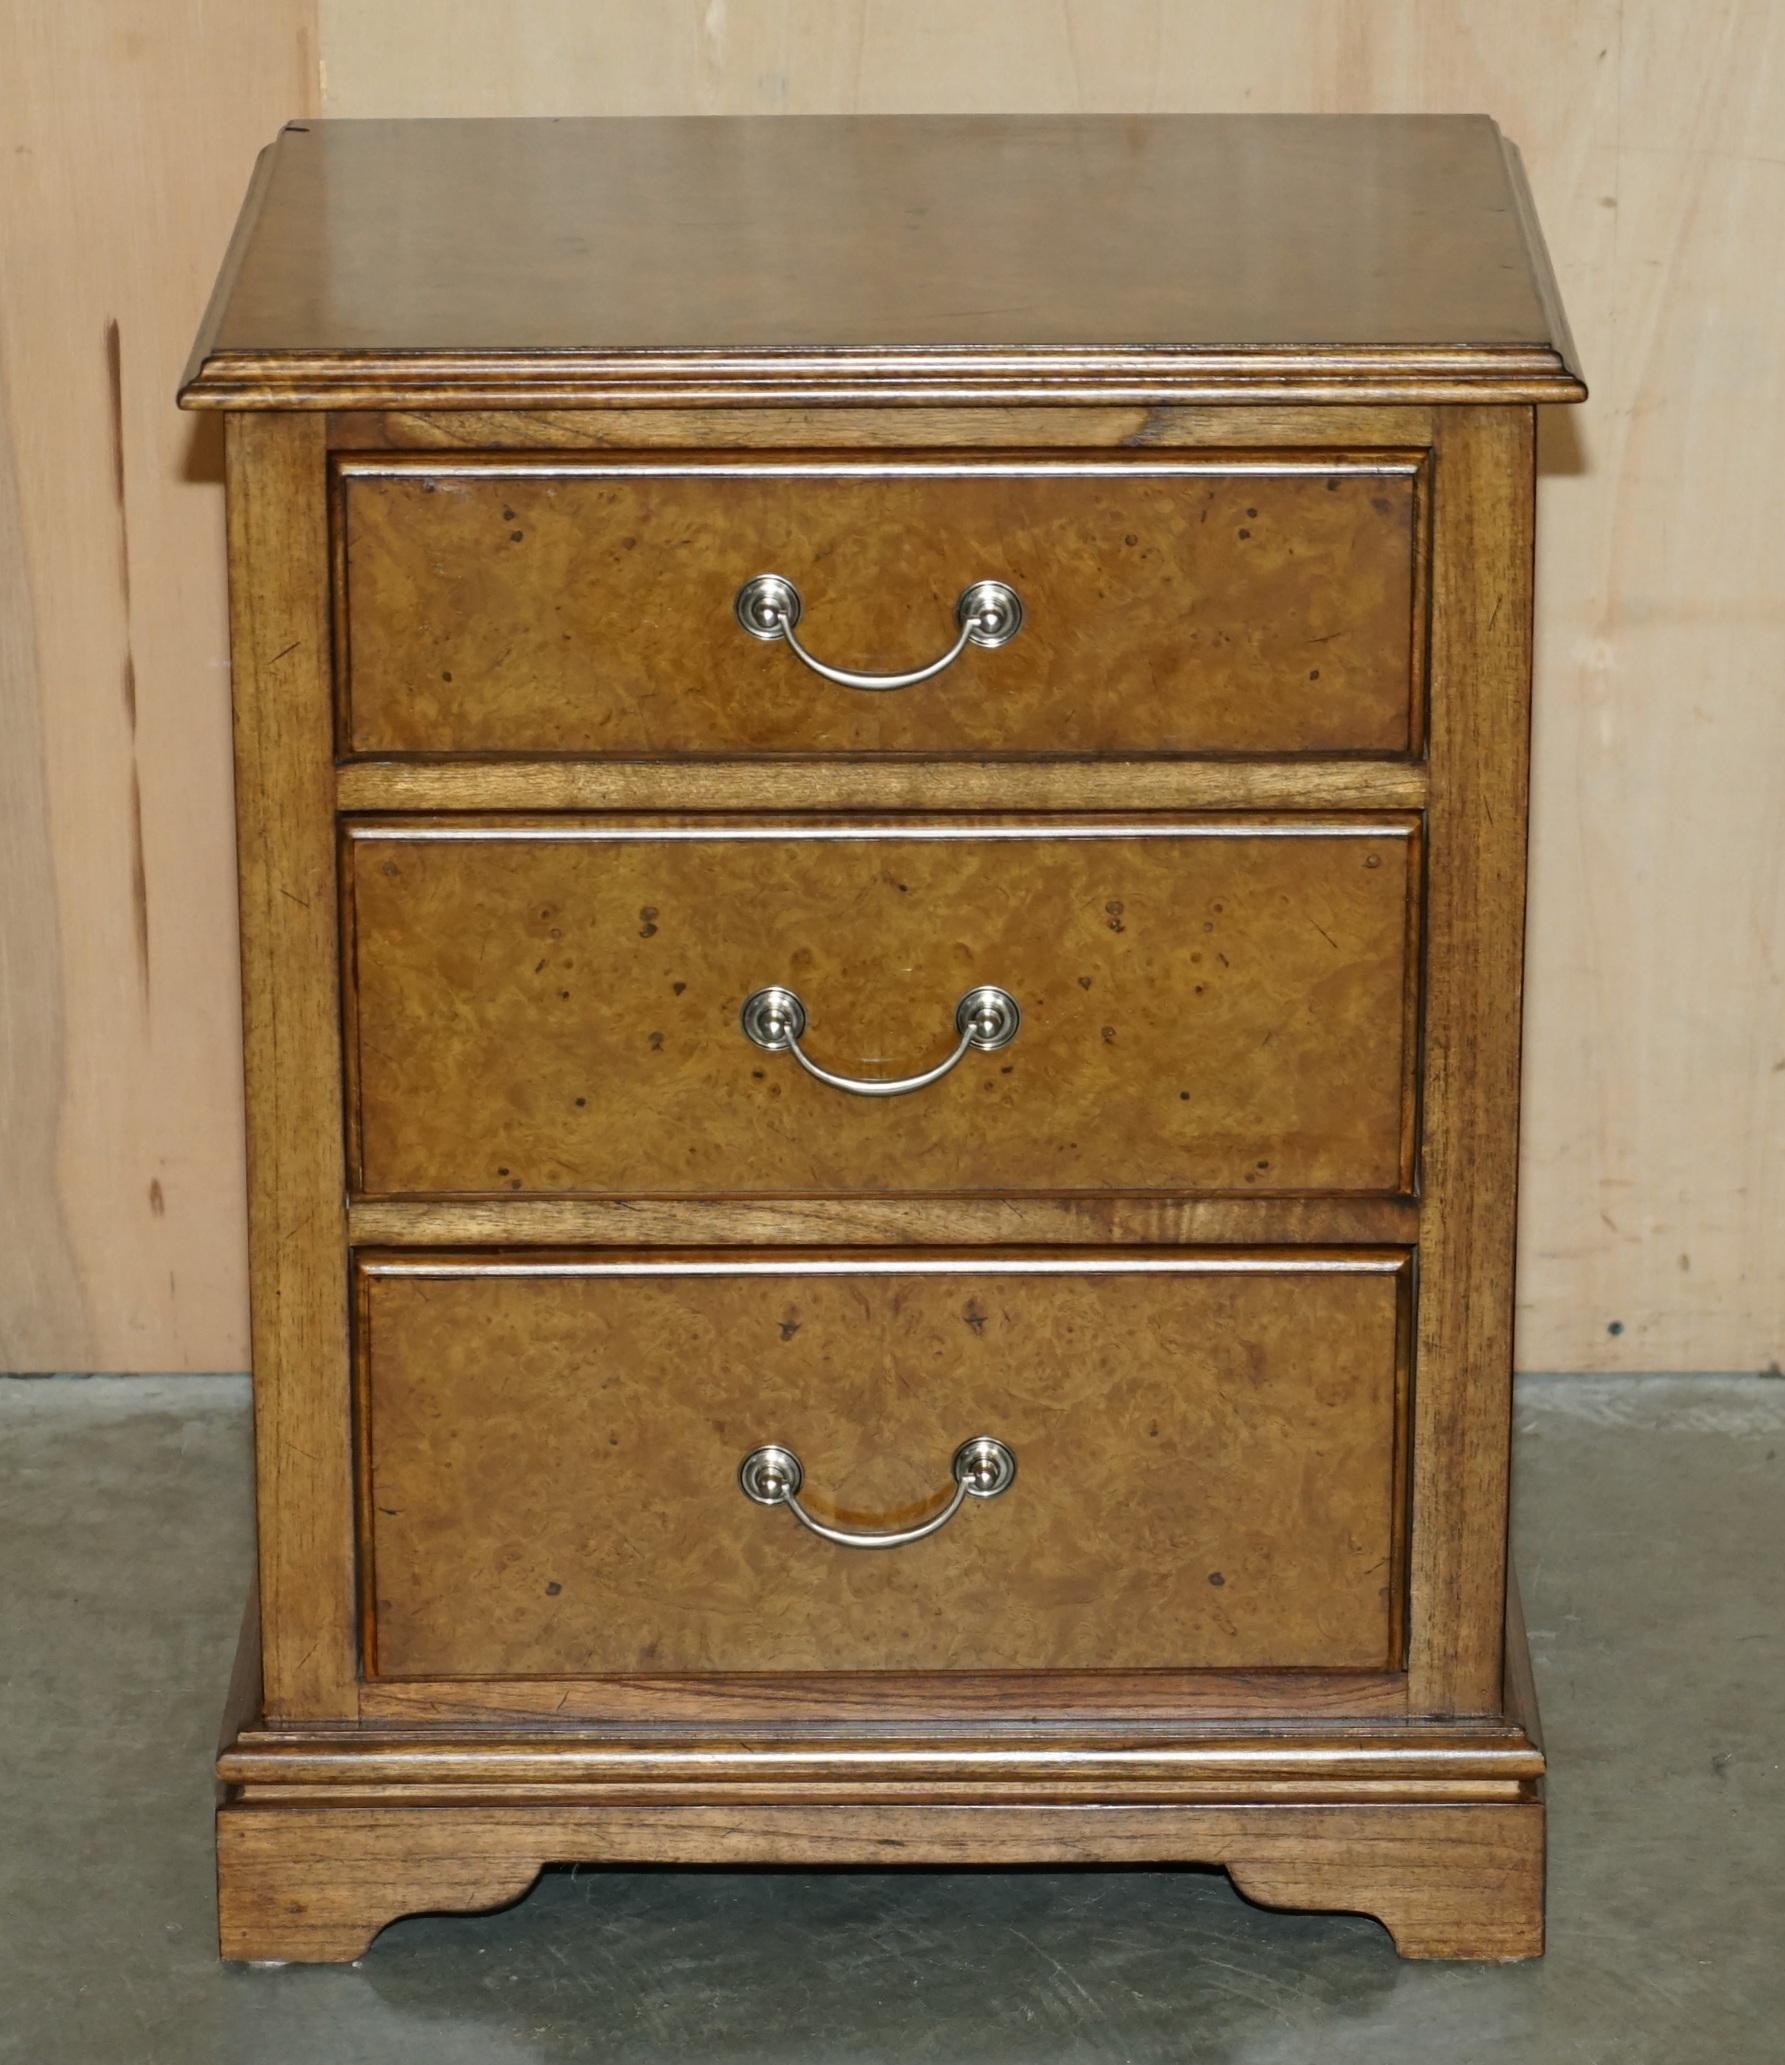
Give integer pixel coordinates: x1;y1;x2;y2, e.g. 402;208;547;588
182;112;1584;1964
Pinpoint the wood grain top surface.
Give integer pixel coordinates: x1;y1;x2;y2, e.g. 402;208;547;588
181;114;1584;406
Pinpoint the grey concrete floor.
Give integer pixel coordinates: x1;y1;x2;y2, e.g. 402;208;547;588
0;1373;1778;2063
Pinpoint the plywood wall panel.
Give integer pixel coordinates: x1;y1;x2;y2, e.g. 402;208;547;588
1519;0;1785;1370
0;1;317;1370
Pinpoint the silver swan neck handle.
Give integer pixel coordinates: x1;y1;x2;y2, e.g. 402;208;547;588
740;985;1020;1098
738;1438;1017;1550
734;574;1023;694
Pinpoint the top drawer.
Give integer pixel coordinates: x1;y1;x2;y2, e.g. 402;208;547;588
334;456;1425;758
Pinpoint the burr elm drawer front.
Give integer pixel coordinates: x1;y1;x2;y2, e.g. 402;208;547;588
355;1249;1411;1681
342;816;1421;1201
333;457;1425;758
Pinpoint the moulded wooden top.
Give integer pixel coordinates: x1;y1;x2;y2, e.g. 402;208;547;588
180;113;1584;409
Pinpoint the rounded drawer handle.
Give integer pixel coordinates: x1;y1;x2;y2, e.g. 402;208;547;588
738;1436;1017;1550
740;984;1019;1098
733;572;1023;693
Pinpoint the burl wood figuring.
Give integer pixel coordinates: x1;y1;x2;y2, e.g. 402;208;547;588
358;1252;1410;1678
344;819;1420;1198
336;460;1422;755
182;114;1584;1965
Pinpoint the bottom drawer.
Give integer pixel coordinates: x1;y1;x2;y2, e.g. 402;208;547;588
356;1250;1410;1680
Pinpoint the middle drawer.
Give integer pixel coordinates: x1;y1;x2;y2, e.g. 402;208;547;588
344;816;1420;1199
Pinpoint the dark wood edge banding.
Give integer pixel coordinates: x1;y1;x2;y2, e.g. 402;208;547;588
330;447;1430;480
351;1244;1413;1277
182;345;1587;411
338;809;1424;840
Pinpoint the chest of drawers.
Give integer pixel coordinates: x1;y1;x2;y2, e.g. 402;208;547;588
183;112;1584;1964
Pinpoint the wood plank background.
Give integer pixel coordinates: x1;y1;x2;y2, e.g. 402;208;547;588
2;2;1778;1374
0;2;316;1373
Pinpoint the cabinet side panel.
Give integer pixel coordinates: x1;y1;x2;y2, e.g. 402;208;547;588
1408;405;1535;1714
226;413;357;1718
